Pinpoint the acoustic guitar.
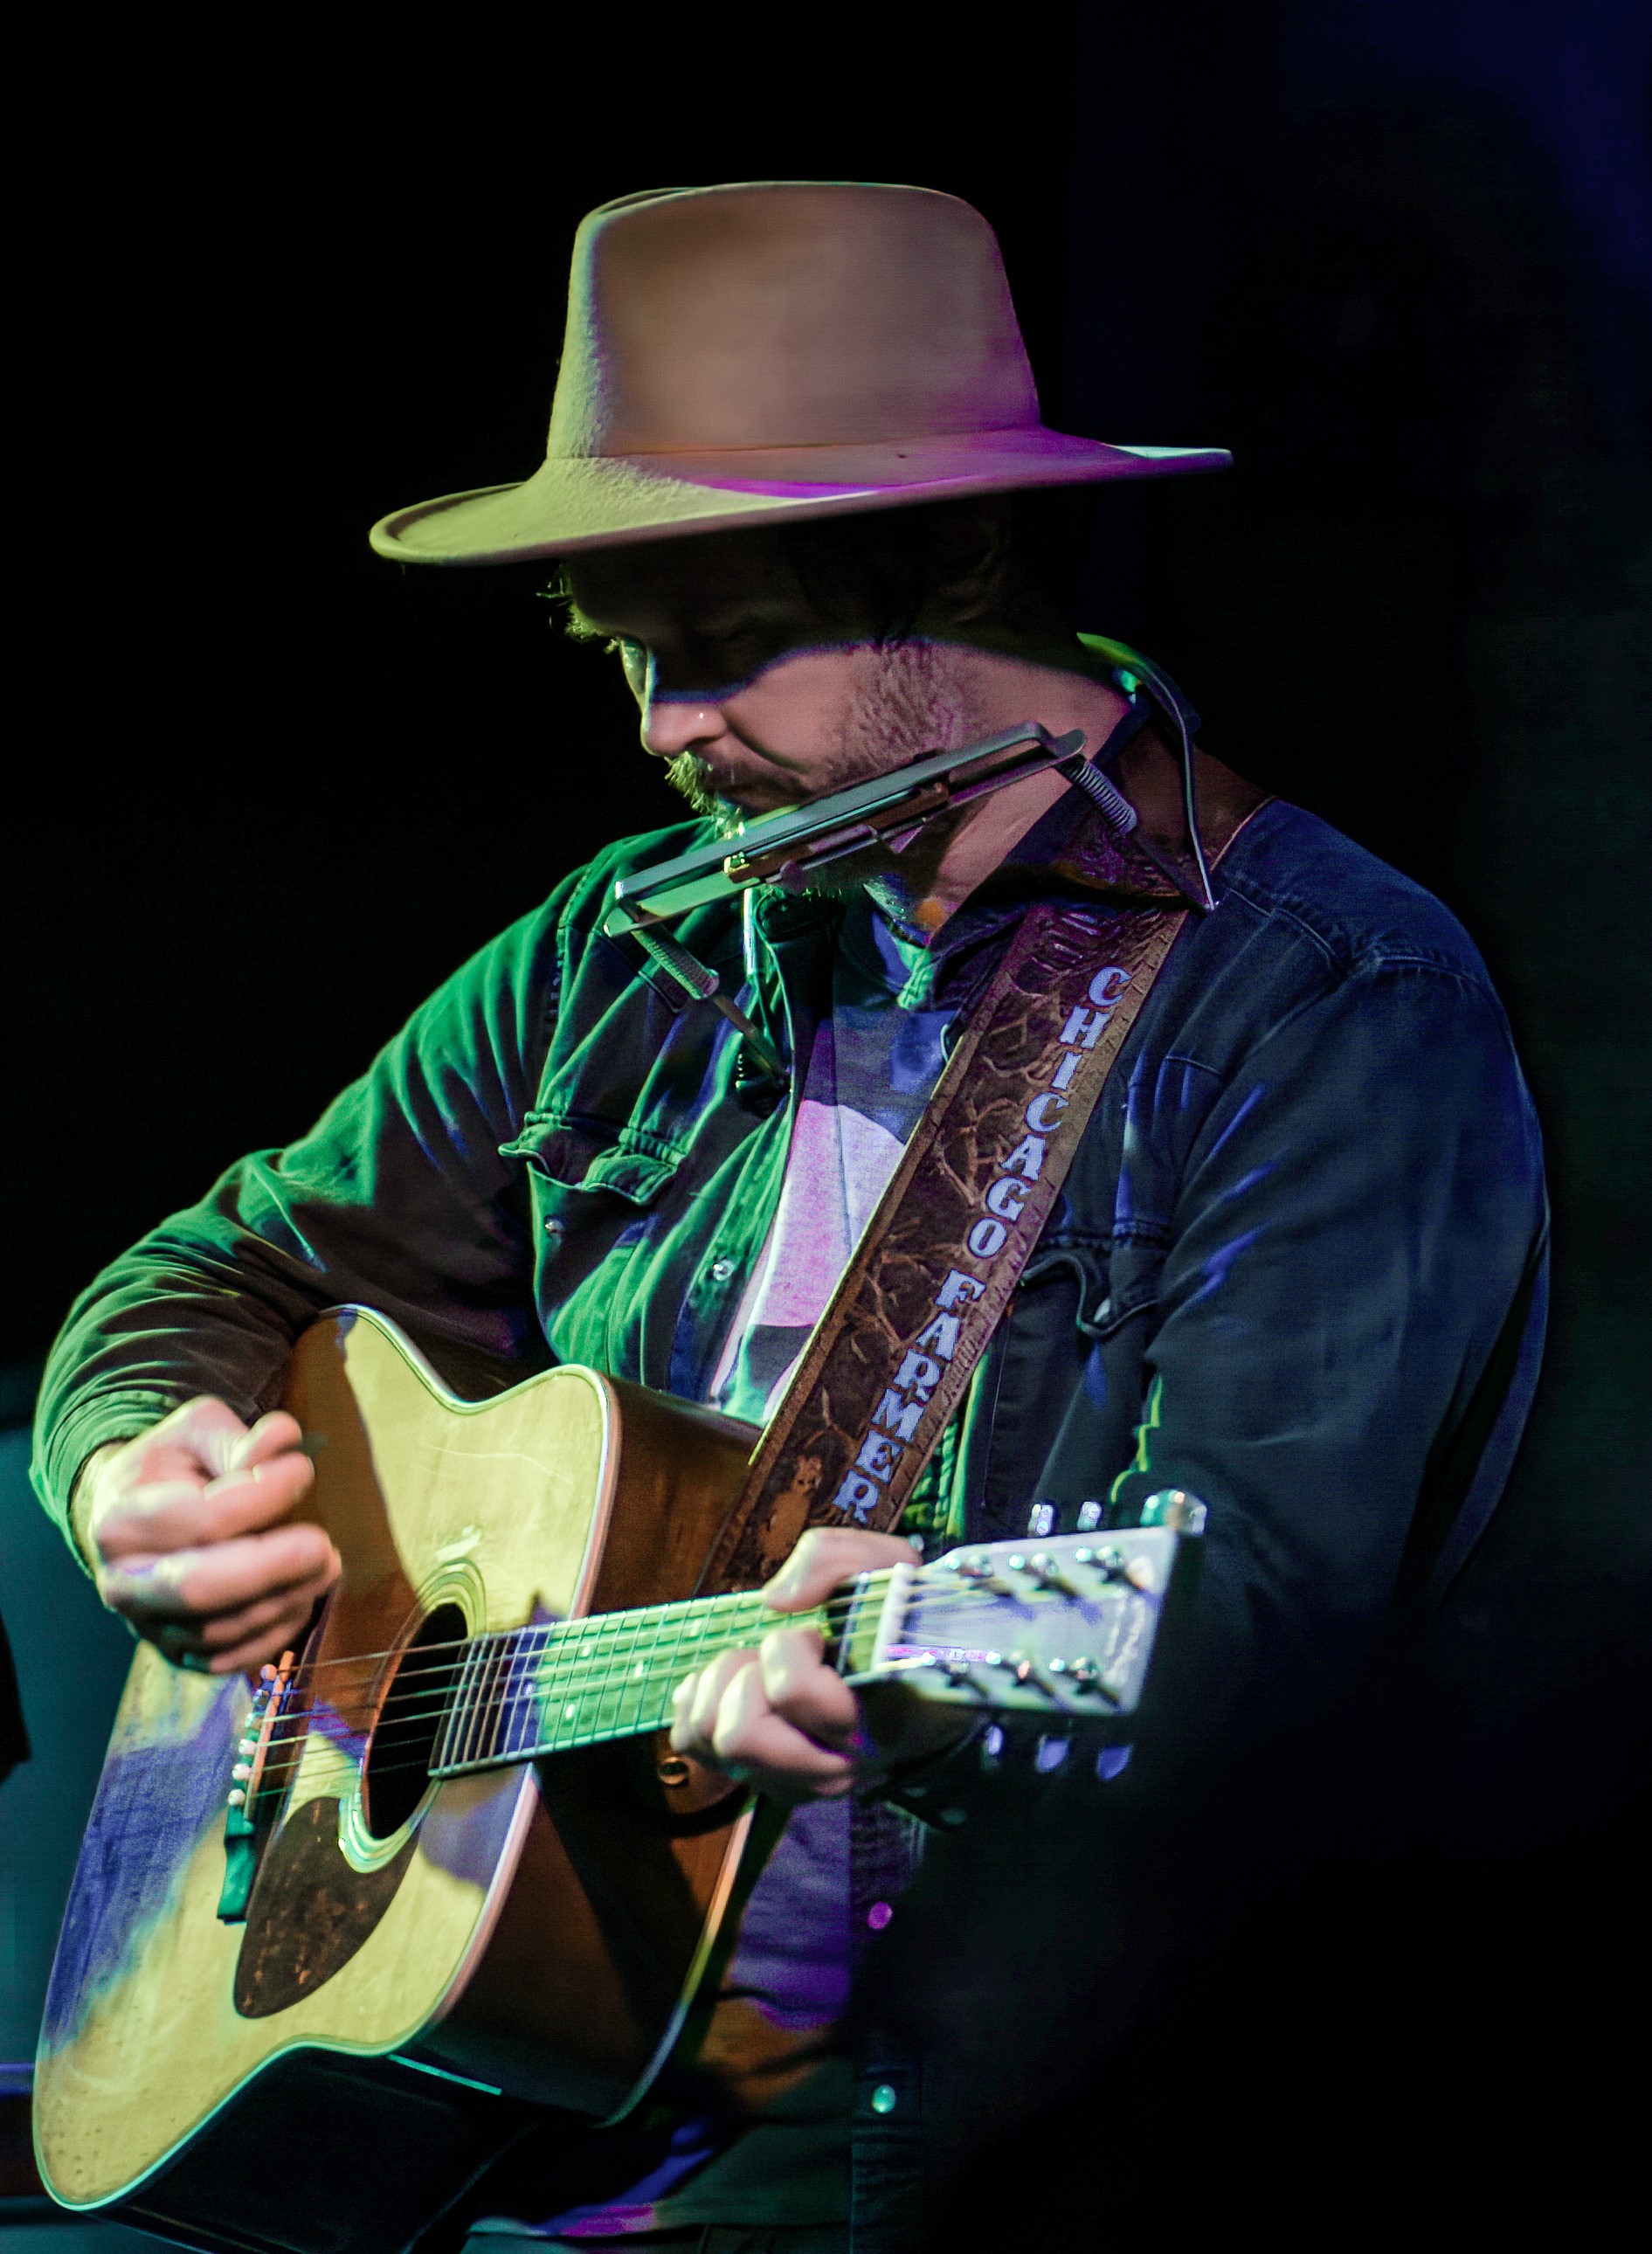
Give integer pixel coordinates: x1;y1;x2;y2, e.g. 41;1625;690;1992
33;1306;1191;2254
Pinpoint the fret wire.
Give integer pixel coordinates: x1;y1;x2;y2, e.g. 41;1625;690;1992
546;1620;574;1755
453;1631;484;1771
580;1615;608;1742
529;1626;555;1753
629;1607;651;1734
482;1628;515;1767
464;1628;494;1770
616;1604;650;1735
599;1602;630;1737
439;1636;480;1773
502;1626;536;1760
503;1628;529;1760
559;1614;598;1752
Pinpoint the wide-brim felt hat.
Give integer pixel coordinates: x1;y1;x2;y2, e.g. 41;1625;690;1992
370;182;1229;565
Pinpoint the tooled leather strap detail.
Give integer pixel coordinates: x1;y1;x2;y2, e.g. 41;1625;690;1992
695;805;1257;1593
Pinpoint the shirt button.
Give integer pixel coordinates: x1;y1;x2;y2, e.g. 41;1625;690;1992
709;1256;736;1282
543;1217;565;1237
870;2083;898;2115
867;1901;893;1931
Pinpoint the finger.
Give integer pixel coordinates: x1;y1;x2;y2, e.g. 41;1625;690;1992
196;1597;327;1677
681;1648;756;1755
763;1526;920;1612
195;1573;336;1653
711;1664;854;1794
97;1452;316;1560
667;1673;700;1754
142;1396;265;1481
139;1573;328;1674
759;1626;861;1745
228;1410;308;1474
102;1525;339;1622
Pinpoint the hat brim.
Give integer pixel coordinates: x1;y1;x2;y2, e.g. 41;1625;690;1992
369;427;1230;565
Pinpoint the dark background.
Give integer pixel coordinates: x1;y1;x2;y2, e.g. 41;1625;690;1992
3;0;1648;2237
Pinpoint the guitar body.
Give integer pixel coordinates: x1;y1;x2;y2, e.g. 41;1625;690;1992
34;1309;761;2251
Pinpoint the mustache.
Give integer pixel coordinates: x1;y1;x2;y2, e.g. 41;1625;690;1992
664;753;743;833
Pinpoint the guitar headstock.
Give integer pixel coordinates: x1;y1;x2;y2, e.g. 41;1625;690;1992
837;1527;1191;1722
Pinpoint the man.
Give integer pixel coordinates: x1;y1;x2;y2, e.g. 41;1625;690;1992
34;184;1545;2250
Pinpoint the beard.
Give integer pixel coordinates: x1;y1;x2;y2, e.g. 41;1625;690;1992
663;642;978;845
663;750;740;828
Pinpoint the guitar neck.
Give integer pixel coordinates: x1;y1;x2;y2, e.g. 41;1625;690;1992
428;1582;860;1779
418;1525;1185;1782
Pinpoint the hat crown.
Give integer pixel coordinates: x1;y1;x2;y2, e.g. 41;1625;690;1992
547;182;1042;460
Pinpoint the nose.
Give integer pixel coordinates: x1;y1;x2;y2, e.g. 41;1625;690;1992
640;687;725;761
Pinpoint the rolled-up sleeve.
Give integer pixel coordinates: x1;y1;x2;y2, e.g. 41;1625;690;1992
31;889;571;1543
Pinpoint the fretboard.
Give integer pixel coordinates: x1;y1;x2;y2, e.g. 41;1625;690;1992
427;1584;852;1778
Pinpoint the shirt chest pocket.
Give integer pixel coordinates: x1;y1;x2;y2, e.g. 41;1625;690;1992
501;1117;687;1359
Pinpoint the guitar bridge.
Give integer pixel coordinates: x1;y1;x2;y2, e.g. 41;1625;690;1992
218;1648;297;1923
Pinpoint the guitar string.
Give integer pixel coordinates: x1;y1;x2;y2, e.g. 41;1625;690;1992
245;1578;1078;1743
248;1636;1109;1795
247;1608;846;1782
239;1545;1109;1684
243;1578;1031;1746
250;1590;812;1698
247;1583;1118;1789
241;1566;1050;1691
241;1584;1104;1787
254;1585;868;1682
245;1607;830;1781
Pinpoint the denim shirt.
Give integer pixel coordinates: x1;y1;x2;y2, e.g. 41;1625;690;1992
32;790;1546;2248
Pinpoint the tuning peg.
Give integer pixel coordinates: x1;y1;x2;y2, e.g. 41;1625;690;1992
1072;1545;1130;1581
1068;1659;1121;1707
1026;1552;1078;1593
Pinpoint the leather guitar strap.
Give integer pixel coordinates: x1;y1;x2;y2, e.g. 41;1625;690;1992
697;800;1259;1592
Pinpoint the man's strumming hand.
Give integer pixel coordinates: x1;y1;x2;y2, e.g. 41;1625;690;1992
73;1400;339;1676
668;1525;973;1806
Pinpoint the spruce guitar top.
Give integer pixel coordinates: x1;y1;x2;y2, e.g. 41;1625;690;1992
34;1307;1195;2254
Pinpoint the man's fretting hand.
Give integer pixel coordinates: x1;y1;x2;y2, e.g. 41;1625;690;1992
73;1400;339;1676
668;1525;973;1806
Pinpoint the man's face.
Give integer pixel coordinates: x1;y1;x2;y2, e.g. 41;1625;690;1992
563;529;983;827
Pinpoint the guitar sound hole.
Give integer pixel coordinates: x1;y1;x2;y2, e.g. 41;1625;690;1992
363;1603;467;1838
